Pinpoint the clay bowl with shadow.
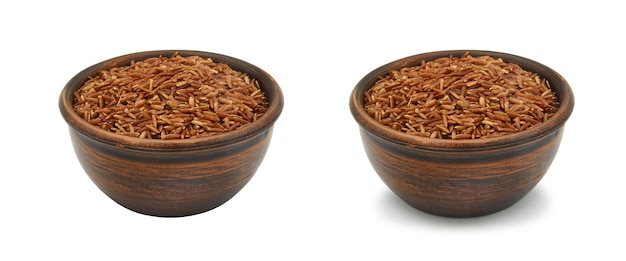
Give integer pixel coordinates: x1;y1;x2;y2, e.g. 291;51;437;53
349;50;574;217
59;50;284;217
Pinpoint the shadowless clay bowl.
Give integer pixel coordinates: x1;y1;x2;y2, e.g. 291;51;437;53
350;50;574;217
59;50;284;217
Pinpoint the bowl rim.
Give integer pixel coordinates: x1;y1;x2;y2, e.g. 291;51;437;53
59;50;284;151
349;50;575;151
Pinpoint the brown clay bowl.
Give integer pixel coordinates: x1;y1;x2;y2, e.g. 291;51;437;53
59;50;284;217
349;50;574;217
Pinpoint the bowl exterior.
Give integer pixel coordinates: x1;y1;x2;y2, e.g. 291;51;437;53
60;50;283;217
350;50;574;217
360;126;563;217
69;126;273;217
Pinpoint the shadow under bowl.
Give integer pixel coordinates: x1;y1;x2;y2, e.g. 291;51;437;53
349;50;574;217
59;50;284;217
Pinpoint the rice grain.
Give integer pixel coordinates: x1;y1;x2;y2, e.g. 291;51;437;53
364;52;558;139
73;52;269;139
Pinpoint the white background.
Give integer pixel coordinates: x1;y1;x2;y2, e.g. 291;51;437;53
2;1;624;260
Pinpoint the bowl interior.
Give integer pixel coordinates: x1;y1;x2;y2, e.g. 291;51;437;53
350;50;574;150
60;50;284;151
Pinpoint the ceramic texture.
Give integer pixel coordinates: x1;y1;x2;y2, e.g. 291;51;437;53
59;50;284;217
350;50;574;217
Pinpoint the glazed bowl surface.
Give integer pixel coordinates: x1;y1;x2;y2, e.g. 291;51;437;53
349;50;574;217
59;50;284;217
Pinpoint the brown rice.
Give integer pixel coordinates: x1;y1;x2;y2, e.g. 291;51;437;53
364;52;559;139
73;52;268;139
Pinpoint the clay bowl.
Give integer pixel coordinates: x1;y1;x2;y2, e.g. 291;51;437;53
59;50;284;217
349;50;574;217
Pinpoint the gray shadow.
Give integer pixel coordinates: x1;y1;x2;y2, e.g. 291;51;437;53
377;185;550;227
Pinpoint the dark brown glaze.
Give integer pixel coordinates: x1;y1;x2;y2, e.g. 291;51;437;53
60;50;283;217
350;50;574;217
